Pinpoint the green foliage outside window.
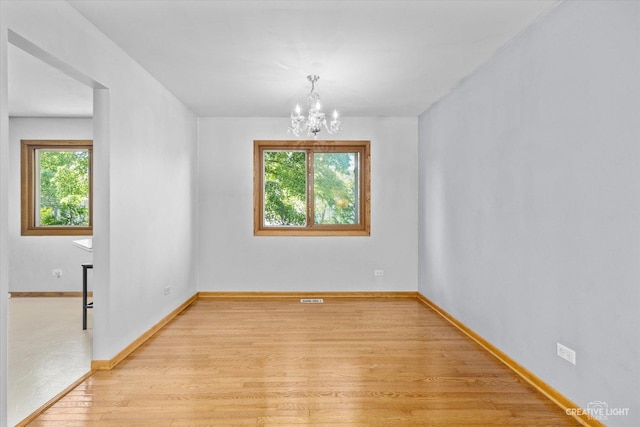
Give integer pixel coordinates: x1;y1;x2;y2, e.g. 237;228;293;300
264;151;307;226
263;150;358;227
38;150;90;226
314;152;357;225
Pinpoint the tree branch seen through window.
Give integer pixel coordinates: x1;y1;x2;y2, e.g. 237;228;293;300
21;140;93;236
254;140;370;236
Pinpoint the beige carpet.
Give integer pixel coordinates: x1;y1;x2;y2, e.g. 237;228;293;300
8;297;92;426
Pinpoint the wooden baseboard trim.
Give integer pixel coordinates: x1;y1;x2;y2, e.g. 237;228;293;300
91;292;198;371
415;293;604;427
198;291;417;299
15;369;95;426
10;291;92;298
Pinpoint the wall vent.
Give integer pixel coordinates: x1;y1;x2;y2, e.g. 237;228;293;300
300;298;324;304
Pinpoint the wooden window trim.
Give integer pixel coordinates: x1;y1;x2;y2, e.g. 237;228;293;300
21;140;93;236
254;140;370;236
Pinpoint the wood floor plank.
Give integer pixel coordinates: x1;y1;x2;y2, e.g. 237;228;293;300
26;298;581;426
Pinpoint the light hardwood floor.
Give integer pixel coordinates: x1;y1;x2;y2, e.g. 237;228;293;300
27;297;580;426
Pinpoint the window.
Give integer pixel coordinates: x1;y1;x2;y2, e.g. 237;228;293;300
21;140;93;236
254;140;370;236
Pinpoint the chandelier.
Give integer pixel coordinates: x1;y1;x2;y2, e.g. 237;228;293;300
288;75;342;138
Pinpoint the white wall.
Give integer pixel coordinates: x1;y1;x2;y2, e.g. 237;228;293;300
8;118;93;293
0;4;199;424
198;117;418;292
0;4;10;423
418;1;640;425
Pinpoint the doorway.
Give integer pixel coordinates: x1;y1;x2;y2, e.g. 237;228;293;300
6;36;96;425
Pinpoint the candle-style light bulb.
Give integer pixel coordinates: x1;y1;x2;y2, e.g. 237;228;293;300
295;104;301;115
333;110;338;119
315;101;321;111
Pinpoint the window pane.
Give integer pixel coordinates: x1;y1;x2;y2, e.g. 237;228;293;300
314;152;359;225
37;149;90;226
263;150;307;226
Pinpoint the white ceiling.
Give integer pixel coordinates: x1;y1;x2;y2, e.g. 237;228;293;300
9;0;560;118
8;42;94;118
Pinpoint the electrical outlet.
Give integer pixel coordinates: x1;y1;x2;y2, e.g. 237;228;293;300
374;269;384;277
52;269;63;278
557;343;576;365
163;286;171;296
